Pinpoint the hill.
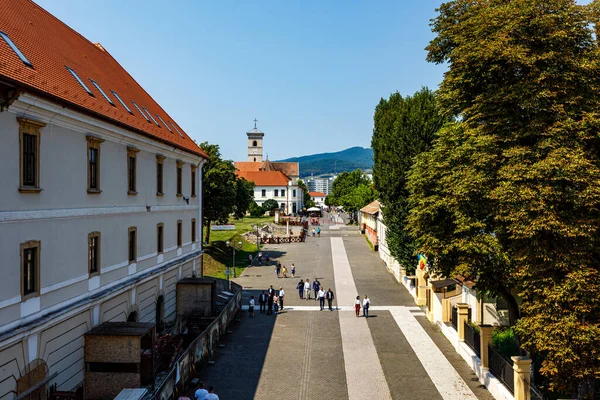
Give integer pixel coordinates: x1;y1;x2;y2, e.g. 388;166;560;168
277;146;373;177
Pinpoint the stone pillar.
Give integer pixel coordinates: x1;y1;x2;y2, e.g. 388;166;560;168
456;303;470;341
399;266;406;280
479;325;494;369
511;356;532;400
442;298;451;322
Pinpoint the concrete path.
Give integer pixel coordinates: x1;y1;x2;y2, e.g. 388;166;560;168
194;218;494;400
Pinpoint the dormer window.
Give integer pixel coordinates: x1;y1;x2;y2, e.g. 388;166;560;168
0;31;32;68
170;122;185;139
142;106;160;127
111;91;133;114
66;67;94;96
131;101;149;122
90;80;114;106
157;115;172;132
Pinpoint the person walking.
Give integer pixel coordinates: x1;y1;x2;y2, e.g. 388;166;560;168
363;295;371;318
313;278;320;301
275;262;281;278
291;263;296;278
273;293;279;313
267;286;275;315
297;279;304;299
278;287;285;310
282;265;288;278
304;279;311;300
194;383;208;400
318;288;325;310
259;291;267;313
266;253;270;263
317;227;321;237
249;296;255;318
355;296;361;318
248;254;253;266
204;387;219;400
326;288;335;311
178;394;191;400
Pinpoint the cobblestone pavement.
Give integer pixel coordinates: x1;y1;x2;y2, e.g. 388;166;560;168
194;220;495;400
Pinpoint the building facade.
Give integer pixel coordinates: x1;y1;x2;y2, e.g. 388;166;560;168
359;200;380;251
309;191;326;208
0;2;207;399
306;178;333;195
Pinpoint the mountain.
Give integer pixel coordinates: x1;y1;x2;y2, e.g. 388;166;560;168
277;146;373;177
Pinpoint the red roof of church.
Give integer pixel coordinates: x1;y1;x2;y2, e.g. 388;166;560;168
235;161;299;176
237;170;290;186
309;192;326;197
0;0;206;158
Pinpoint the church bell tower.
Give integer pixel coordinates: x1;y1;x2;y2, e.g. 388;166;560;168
247;119;264;162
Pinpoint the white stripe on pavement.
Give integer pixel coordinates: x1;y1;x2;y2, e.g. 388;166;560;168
390;307;477;400
331;237;391;399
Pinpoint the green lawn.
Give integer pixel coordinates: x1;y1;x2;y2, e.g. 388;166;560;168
203;216;273;279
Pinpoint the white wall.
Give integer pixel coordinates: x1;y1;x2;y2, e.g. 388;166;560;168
253;185;303;214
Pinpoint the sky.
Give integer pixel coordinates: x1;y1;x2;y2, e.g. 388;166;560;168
32;2;452;160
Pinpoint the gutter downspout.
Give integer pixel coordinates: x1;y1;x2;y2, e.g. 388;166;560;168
198;158;205;277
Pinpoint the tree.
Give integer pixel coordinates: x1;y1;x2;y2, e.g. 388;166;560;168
200;142;237;243
329;170;376;220
371;88;451;274
417;0;600;395
262;199;279;214
249;201;264;217
233;178;254;219
297;179;315;209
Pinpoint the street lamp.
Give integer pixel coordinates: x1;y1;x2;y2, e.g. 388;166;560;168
226;240;242;278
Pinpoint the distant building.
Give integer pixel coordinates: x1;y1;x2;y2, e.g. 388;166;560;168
235;124;303;214
306;177;333;195
359;200;381;251
309;192;327;208
0;1;206;398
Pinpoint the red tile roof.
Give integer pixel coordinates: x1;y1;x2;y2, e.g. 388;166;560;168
0;0;206;158
309;192;326;197
236;171;291;186
234;161;299;176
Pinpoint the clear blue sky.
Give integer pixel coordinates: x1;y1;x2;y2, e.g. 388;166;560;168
33;1;447;160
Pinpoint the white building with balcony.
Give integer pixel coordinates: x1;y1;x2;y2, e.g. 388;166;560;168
0;2;207;398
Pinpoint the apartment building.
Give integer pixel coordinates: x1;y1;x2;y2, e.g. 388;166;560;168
0;1;207;399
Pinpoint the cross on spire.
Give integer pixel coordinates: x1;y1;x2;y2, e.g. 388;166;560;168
253;118;258;129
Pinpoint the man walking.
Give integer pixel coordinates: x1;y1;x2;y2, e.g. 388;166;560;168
278;287;285;310
259;291;267;313
326;288;335;311
304;279;311;300
204;387;219;400
318;287;325;310
363;295;370;318
313;278;320;300
297;279;304;299
267;286;275;315
194;382;208;400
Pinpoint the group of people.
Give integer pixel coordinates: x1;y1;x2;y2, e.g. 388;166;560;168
248;252;271;266
355;295;371;317
311;227;321;237
250;285;286;316
176;382;219;400
275;262;295;278
296;278;335;310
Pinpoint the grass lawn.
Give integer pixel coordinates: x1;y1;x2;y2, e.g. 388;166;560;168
202;216;274;279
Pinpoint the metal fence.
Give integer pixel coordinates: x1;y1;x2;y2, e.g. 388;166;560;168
451;306;458;330
488;345;514;394
463;321;481;358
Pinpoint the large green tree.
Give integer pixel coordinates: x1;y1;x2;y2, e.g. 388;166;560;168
328;169;376;219
371;88;450;274
411;0;600;395
297;179;315;209
233;178;254;219
200;142;238;242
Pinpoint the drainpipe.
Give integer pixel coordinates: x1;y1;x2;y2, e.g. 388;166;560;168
198;159;205;277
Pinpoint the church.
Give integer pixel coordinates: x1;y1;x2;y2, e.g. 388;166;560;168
235;122;304;214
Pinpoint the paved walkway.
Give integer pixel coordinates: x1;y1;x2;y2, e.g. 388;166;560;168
193;219;494;400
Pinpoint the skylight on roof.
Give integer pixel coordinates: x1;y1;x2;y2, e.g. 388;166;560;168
131;101;149;122
142;106;160;127
157;115;172;133
90;80;114;106
66;67;94;96
110;91;133;114
170;121;185;139
0;30;32;68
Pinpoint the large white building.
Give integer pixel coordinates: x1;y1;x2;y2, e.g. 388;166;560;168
0;2;206;399
235;125;303;214
306;177;333;195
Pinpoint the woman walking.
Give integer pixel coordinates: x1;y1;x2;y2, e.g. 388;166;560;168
291;263;296;278
354;296;361;318
282;265;288;278
273;294;279;313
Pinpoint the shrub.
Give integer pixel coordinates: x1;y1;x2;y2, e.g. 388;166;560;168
492;327;519;359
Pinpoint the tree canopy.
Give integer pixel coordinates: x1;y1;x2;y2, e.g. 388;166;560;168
328;169;376;218
407;0;600;395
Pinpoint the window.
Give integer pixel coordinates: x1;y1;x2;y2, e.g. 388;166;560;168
18;118;45;192
0;30;33;67
127;147;139;195
142;106;160;127
157;223;164;254
191;219;196;242
281;189;285;197
176;161;183;197
281;203;285;210
170;121;184;138
191;166;197;197
111;91;133;114
293;189;296;197
261;189;266;197
274;189;279;197
293;203;297;214
66;66;94;96
156;155;165;196
87;136;104;193
157;115;172;132
90;80;114;106
177;220;182;247
131;101;149;122
128;227;137;263
21;241;40;299
252;140;257;147
88;232;100;275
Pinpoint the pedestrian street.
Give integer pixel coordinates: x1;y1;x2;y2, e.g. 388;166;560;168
193;220;495;400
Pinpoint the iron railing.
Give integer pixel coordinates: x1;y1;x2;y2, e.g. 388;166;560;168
451;306;458;330
463;321;481;358
488;345;514;394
